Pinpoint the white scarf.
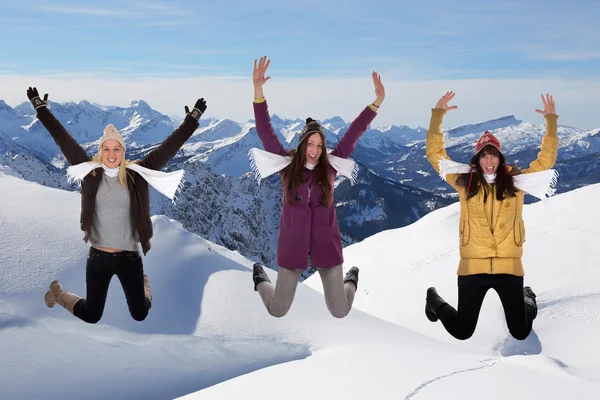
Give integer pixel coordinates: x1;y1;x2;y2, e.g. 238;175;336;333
438;157;558;200
66;162;185;201
248;148;359;185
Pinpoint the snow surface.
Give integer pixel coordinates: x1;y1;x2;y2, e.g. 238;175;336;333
1;168;599;399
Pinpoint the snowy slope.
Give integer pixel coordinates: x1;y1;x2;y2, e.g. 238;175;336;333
189;185;600;399
2;168;598;399
0;171;485;400
306;183;600;385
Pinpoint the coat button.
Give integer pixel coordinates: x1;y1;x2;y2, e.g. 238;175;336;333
296;196;302;201
504;202;510;208
491;244;497;250
499;223;505;229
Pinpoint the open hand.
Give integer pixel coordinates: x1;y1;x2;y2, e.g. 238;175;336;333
184;98;207;120
26;87;48;110
435;92;458;111
372;72;385;107
535;94;556;116
253;56;271;87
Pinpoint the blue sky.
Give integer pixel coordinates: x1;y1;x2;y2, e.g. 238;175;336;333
1;0;599;128
2;0;598;79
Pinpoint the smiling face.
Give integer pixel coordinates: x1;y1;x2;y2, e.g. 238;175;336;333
478;145;501;175
305;133;323;165
101;139;124;168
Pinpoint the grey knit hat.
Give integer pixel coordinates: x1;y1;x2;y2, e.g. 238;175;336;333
99;124;126;152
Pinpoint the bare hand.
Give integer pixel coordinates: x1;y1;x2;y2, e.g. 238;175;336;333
535;94;556;116
372;71;385;106
435;92;458;111
253;56;271;88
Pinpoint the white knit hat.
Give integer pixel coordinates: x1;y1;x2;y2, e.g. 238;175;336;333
99;124;126;152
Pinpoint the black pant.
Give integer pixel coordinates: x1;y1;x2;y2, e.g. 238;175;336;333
437;274;535;340
73;247;151;324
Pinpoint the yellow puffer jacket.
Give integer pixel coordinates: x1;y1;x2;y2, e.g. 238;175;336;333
426;108;559;276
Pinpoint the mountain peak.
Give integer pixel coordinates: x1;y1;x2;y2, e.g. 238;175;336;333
0;100;13;112
447;115;522;137
323;116;345;125
129;100;152;110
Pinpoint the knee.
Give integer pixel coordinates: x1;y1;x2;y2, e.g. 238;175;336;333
510;328;531;341
130;309;149;322
268;307;289;318
328;307;350;319
83;312;103;324
454;327;476;341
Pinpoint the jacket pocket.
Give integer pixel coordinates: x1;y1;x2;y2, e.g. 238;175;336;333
513;218;525;246
460;219;470;246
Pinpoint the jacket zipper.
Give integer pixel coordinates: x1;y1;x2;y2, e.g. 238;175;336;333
491;185;495;231
491;185;495;274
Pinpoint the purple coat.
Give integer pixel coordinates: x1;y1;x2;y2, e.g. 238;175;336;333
253;101;377;269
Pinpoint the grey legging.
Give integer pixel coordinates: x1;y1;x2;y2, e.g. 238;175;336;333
256;263;356;318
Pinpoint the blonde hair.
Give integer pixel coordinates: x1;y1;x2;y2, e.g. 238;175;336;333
92;150;131;188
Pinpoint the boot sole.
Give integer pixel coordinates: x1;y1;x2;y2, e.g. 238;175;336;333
44;280;60;308
45;289;56;308
253;264;271;291
425;305;438;322
44;291;55;308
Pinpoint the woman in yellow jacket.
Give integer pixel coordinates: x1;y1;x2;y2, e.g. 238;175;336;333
424;91;559;340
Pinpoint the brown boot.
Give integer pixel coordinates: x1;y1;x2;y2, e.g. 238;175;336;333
45;280;81;314
45;280;63;308
144;274;152;303
56;290;82;314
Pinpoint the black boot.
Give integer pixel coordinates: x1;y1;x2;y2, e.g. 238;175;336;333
253;263;271;291
343;266;359;291
523;286;538;320
425;287;448;322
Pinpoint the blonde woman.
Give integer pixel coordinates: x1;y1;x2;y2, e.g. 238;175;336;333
27;87;206;323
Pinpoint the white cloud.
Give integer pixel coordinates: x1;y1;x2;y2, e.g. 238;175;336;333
1;74;598;130
527;50;600;62
39;6;139;17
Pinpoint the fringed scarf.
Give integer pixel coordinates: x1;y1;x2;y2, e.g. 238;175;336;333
248;148;359;185
66;162;185;201
438;157;558;200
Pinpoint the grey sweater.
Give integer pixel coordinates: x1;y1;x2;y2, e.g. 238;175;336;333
89;174;139;251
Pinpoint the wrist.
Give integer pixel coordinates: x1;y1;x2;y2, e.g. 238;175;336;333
30;96;47;110
373;99;383;107
189;108;203;120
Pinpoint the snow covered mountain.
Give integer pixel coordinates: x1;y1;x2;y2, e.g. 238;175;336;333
369;119;600;197
8;99;179;166
1;98;598;269
2;170;598;399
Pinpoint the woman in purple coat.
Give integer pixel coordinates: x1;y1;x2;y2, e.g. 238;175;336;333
249;56;385;318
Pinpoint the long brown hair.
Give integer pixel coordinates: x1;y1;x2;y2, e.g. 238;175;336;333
456;144;520;201
281;131;333;207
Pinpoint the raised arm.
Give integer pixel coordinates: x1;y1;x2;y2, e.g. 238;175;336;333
252;56;287;156
523;94;558;173
138;98;204;170
331;71;384;158
27;87;90;166
426;92;460;190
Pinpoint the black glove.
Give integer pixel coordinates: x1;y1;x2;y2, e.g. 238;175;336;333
184;98;207;120
26;87;49;110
